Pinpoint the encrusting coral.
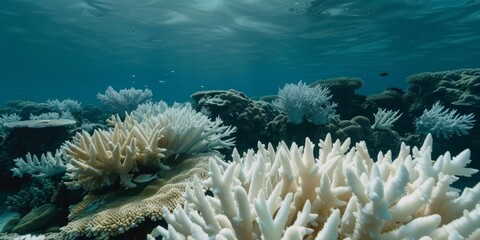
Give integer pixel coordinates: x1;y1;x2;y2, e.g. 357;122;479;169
151;134;480;239
63;103;236;191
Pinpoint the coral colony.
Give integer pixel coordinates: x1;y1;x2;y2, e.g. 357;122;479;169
149;134;480;239
2;70;480;239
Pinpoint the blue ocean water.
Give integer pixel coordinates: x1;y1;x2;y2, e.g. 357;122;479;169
1;1;480;238
1;0;479;104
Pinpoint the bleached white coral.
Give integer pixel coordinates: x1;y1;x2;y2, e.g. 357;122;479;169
109;102;236;159
0;113;21;127
152;134;480;239
97;86;153;112
46;98;82;113
272;81;338;125
11;150;68;178
371;108;402;130
415;101;475;139
63;120;166;190
13;234;46;240
64;103;236;190
29;111;74;120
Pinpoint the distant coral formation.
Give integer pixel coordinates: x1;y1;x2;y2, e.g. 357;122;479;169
11;150;68;178
415;101;475;139
406;68;480;109
97;86;153;113
272;81;338;125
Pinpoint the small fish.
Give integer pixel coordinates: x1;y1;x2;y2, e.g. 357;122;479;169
379;72;389;77
133;172;159;183
131;74;136;78
84;198;107;213
200;85;205;88
158;80;166;84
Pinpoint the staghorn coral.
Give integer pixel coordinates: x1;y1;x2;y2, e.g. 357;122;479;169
371;108;402;131
11;150;68;178
63;102;235;191
415;101;475;139
151;134;480;239
60;153;212;239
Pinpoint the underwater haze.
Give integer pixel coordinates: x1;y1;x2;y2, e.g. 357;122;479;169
1;0;480;104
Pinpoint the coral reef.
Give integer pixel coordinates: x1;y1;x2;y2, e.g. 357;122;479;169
406;68;480;108
152;134;480;239
191;89;280;152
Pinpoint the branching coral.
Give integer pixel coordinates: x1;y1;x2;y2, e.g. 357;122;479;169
46;99;82;113
5;178;57;215
63;103;236;191
151;134;480;239
415;101;475;139
11;150;68;178
97;86;153;113
272;81;338;125
371;108;402;130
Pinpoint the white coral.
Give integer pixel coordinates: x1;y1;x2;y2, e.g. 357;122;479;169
64;103;236;190
152;134;480;239
46;98;82;113
0;113;21;127
371;108;402;130
272;81;338;125
11;150;68;178
97;86;153;112
415;101;475;139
